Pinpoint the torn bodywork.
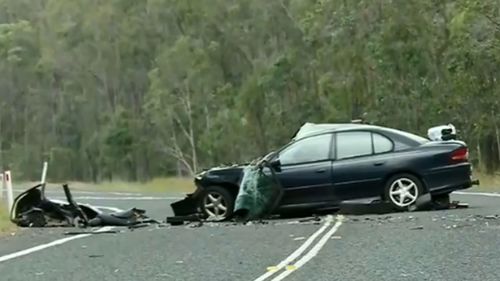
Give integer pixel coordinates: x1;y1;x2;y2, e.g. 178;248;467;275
10;183;153;227
168;159;284;224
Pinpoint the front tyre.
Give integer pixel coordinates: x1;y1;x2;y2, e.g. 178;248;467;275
385;174;424;210
199;186;234;221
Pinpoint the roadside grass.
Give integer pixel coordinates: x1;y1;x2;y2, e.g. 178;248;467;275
471;171;500;192
55;177;196;194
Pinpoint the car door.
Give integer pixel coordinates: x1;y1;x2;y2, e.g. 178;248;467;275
332;131;394;200
273;133;334;206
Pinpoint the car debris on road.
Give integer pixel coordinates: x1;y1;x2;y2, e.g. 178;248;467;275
10;183;159;228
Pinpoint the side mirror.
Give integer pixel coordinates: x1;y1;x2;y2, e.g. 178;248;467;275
269;158;281;170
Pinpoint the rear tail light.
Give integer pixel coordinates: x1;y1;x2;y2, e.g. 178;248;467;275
450;147;468;163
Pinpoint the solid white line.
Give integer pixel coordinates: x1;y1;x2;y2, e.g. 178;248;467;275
453;191;500;197
270;218;344;281
253;215;334;281
0;226;115;263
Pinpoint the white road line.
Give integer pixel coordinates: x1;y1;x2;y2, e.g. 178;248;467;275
0;226;115;263
270;218;344;281
92;206;123;213
50;196;182;200
11;189;142;196
453;191;500;197
253;215;335;281
48;200;123;213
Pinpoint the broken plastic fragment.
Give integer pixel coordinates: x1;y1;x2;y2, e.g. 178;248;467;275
267;266;278;272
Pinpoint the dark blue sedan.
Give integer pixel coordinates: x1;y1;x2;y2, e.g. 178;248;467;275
171;123;479;221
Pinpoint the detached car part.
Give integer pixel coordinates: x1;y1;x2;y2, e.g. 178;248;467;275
10;183;153;227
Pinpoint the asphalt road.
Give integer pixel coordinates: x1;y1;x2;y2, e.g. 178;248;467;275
1;189;500;281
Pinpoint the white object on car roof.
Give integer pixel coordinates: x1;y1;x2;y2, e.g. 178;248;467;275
427;124;456;141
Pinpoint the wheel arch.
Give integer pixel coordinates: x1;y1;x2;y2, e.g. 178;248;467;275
202;181;240;199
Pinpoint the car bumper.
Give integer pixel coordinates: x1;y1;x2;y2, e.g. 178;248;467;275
170;181;204;217
428;177;479;196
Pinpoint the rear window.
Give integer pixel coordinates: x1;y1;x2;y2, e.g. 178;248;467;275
384;128;429;144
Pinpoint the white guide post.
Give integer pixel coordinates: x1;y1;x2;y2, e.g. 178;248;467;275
0;172;4;200
4;171;14;212
40;161;48;185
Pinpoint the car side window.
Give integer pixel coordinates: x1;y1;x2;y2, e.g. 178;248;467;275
279;134;332;165
336;131;372;159
373;133;394;154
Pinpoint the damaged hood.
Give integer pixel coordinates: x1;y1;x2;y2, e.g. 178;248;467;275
195;164;245;180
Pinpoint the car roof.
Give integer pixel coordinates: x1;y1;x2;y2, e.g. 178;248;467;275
292;122;377;140
292;122;429;144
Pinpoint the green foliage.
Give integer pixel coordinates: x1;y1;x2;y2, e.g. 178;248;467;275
0;0;499;181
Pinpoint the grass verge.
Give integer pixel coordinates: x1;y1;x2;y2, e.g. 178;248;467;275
0;203;14;234
471;171;500;192
59;177;196;194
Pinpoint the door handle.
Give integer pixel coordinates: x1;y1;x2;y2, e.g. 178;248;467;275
315;168;326;173
373;162;385;166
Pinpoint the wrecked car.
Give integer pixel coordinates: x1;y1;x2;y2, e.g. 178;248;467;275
10;183;152;227
170;122;480;222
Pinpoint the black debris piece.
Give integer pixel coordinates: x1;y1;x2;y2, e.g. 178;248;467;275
11;183;157;228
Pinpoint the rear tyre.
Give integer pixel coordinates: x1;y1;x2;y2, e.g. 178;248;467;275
384;173;424;210
199;186;235;221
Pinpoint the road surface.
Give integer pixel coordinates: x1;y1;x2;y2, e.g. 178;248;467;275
0;188;499;281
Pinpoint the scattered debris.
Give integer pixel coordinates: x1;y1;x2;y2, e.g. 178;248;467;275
450;201;469;209
187;221;203;228
64;230;119;236
298;216;321;223
166;214;203;226
88;254;104;258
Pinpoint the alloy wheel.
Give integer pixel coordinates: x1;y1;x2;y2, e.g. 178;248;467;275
203;191;228;220
389;178;419;207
